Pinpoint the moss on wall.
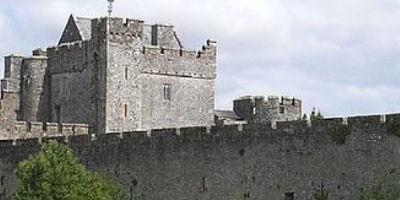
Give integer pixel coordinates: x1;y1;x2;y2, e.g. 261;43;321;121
327;125;352;145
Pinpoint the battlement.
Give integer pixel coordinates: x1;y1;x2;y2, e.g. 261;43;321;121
10;121;90;140
142;39;216;59
140;39;217;79
107;17;145;37
32;48;47;56
46;40;92;75
2;112;399;146
234;95;302;106
233;95;302;126
47;40;86;53
0;114;398;200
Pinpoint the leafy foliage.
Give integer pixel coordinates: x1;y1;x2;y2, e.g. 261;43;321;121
13;141;128;200
314;181;329;200
327;125;351;145
360;181;400;200
315;191;329;200
310;108;324;121
386;117;400;137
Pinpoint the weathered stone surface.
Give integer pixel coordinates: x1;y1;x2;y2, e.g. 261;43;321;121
0;117;397;200
1;14;398;200
234;96;302;127
0;15;217;134
20;56;49;122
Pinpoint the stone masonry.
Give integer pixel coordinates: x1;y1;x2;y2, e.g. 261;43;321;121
0;14;301;137
233;96;302;127
0;14;217;135
0;115;398;200
1;13;399;200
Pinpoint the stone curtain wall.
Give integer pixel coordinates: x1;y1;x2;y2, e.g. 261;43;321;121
0;114;399;200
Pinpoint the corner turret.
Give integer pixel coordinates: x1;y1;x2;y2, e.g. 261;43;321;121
232;95;302;127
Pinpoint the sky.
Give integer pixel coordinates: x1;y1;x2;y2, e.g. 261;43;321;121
1;0;400;117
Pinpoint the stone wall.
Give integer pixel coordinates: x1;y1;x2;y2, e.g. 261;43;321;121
106;29;143;132
138;75;215;130
151;24;182;48
105;17;217;132
47;42;97;125
0;114;399;200
20;56;49;122
0;92;20;139
2;55;23;94
12;121;90;139
1;16;216;134
46;20;108;133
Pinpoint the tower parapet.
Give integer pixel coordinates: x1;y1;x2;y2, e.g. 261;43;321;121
2;55;24;94
233;95;302;127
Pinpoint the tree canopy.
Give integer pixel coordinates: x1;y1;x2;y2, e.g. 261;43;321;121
310;107;324;121
13;141;128;200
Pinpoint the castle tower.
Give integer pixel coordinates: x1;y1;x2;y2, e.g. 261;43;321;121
3;14;218;133
233;96;302;126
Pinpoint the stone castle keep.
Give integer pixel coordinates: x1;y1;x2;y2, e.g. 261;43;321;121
0;14;302;138
0;14;399;200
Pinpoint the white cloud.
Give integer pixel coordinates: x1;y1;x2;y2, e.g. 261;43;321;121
1;0;400;117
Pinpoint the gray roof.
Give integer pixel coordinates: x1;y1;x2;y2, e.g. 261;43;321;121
75;16;92;41
59;15;93;44
214;110;242;120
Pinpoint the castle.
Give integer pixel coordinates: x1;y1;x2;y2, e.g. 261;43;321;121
0;14;301;138
0;14;398;200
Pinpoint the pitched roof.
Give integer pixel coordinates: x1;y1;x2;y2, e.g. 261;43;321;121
59;14;92;44
75;16;92;41
214;110;242;120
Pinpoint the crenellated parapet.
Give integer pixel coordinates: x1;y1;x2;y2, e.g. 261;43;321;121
6;121;90;140
140;39;217;79
234;95;302;127
108;18;145;38
46;41;92;74
1;51;50;123
1;112;399;147
0;112;398;200
2;54;24;94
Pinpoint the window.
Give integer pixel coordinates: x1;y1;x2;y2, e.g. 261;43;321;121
55;105;61;124
279;107;285;114
124;104;128;118
163;84;171;101
1;176;5;186
125;67;129;80
24;76;31;86
201;177;208;193
284;192;294;200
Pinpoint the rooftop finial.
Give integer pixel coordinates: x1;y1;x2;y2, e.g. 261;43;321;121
107;0;115;16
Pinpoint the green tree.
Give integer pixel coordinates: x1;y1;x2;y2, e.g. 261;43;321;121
301;114;308;121
13;141;128;200
310;108;324;121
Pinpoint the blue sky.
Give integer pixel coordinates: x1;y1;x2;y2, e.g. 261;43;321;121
1;0;400;117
